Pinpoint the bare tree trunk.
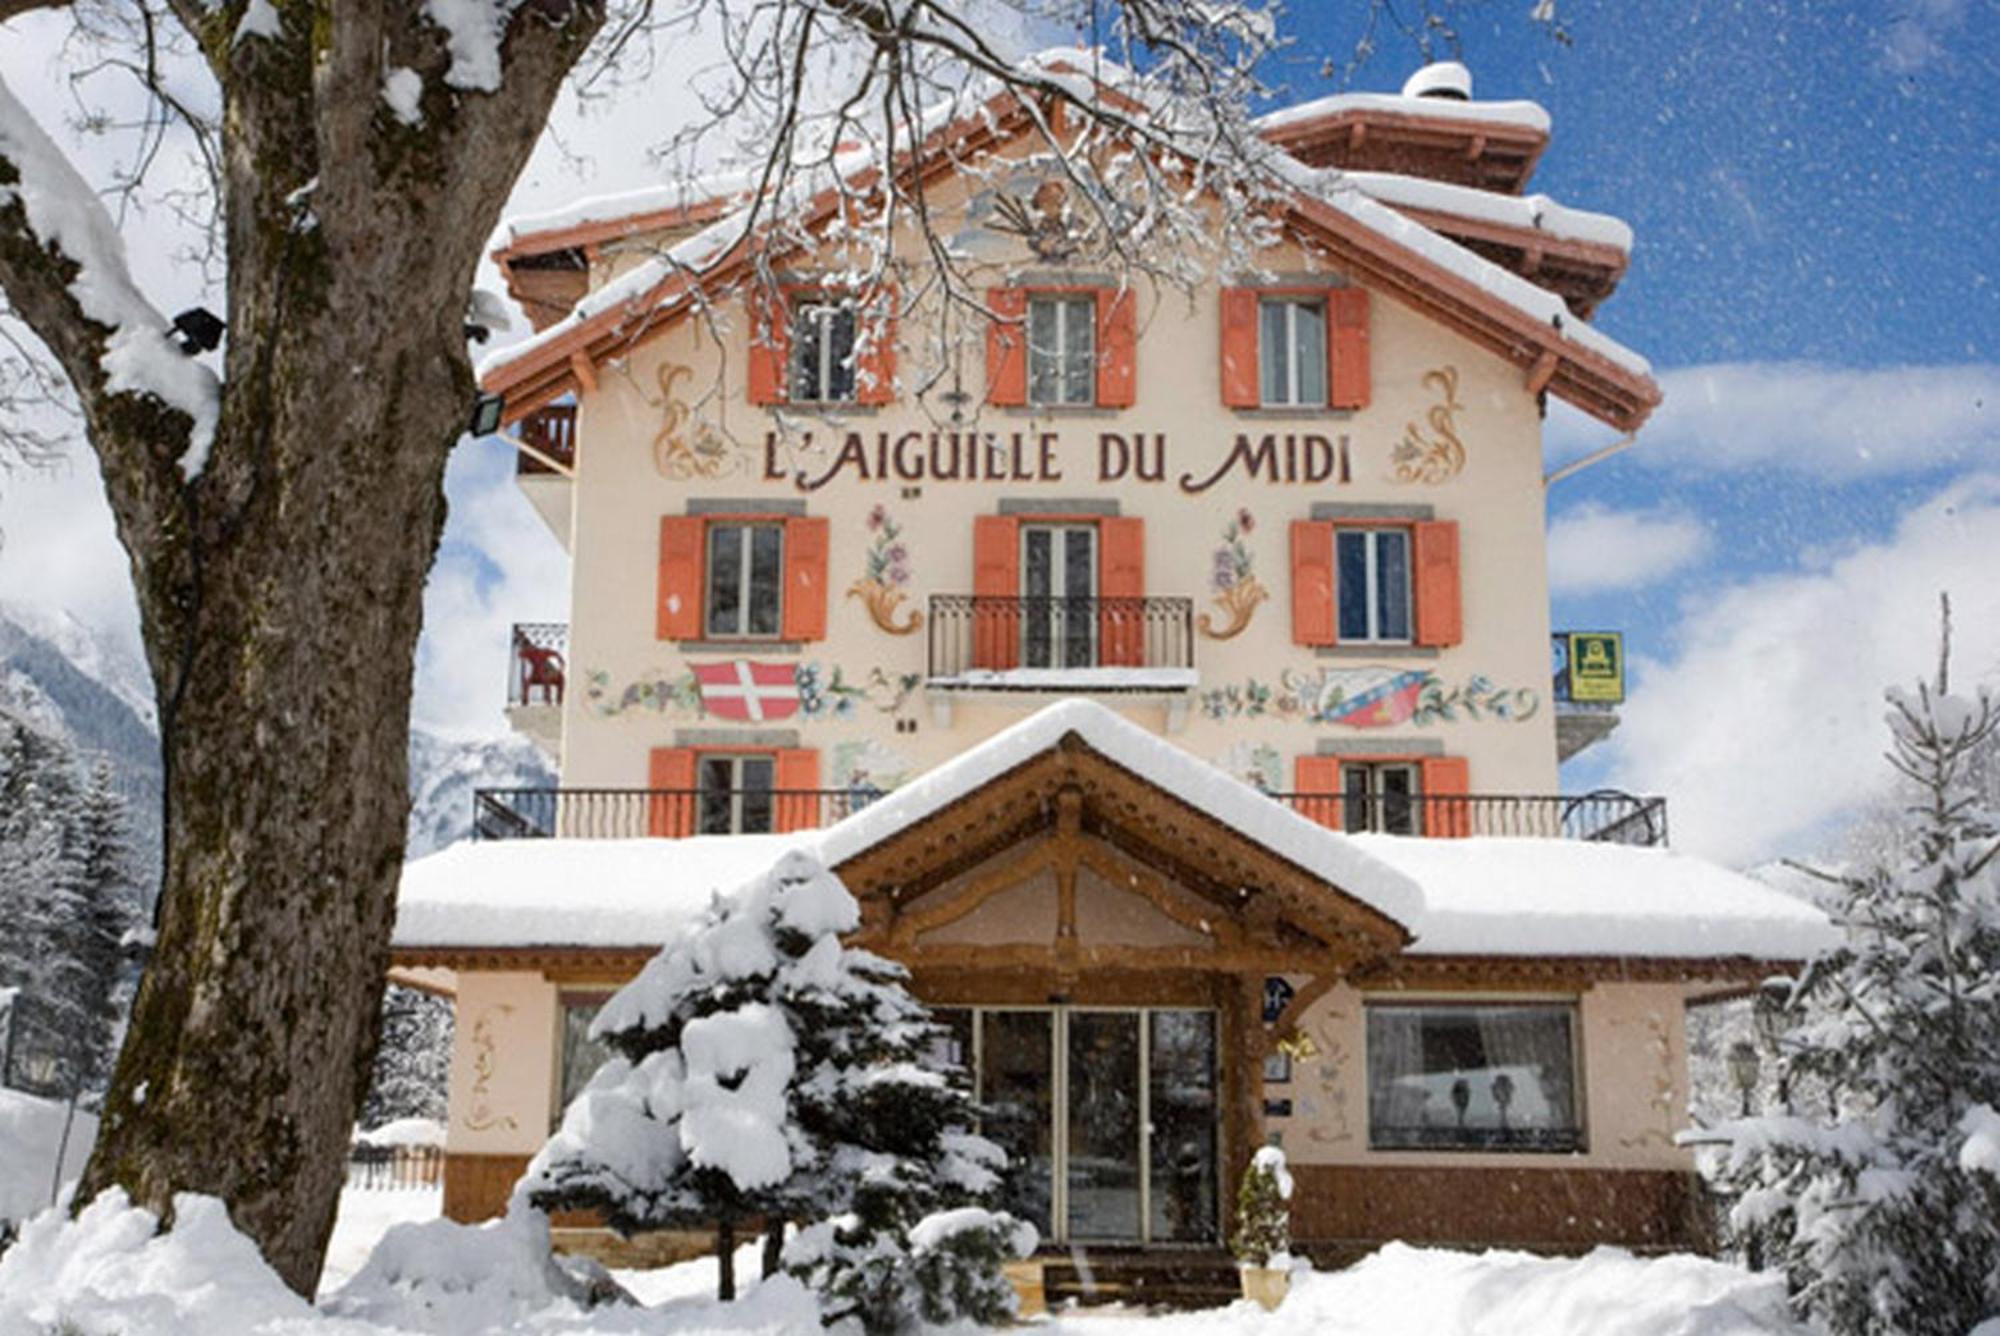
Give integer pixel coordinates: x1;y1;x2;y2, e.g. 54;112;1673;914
717;1217;737;1301
1;2;605;1295
762;1219;785;1278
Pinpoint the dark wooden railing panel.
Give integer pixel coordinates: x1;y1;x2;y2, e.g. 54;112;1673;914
347;1144;444;1190
518;404;577;475
926;594;1195;680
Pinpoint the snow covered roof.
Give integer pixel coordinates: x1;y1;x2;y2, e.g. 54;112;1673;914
1347;835;1842;961
395;701;1834;968
1252;87;1552;136
1342;171;1634;254
478;53;1659;430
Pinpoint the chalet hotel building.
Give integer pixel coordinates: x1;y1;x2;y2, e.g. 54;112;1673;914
390;60;1833;1274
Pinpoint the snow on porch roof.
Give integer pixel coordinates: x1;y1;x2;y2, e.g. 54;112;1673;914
394;702;1835;965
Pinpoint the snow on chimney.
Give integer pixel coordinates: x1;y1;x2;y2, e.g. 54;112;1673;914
1401;61;1473;101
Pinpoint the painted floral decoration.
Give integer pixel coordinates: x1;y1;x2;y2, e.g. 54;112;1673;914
1389;365;1468;485
848;504;923;635
1197;508;1269;641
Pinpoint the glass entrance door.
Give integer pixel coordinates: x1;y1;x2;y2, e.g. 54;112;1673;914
963;1007;1218;1245
1021;524;1098;668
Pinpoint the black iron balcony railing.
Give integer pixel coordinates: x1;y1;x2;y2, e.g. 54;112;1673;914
473;787;879;841
1274;790;1666;846
926;594;1195;682
509;622;568;708
517;404;576;475
473;785;1666;847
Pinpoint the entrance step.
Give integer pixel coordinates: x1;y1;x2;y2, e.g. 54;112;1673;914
1038;1250;1241;1312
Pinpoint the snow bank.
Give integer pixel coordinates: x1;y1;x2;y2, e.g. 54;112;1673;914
0;1087;97;1229
355;1116;446;1148
1351;835;1842;960
1042;1244;1798;1335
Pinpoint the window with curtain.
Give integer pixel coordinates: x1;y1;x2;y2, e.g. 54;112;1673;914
1365;1004;1582;1151
555;995;616;1127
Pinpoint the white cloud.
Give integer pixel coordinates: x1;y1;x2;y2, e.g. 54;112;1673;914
0;452;144;664
1546;361;2000;477
1599;473;2000;866
1546;502;1709;594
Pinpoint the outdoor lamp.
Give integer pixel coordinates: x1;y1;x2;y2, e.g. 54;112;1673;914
1727;1040;1761;1118
468;391;506;437
170;307;226;355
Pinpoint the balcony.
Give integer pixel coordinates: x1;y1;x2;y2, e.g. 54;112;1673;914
503;622;566;759
1274;790;1666;846
925;594;1196;690
473;787;875;840
471;785;1667;847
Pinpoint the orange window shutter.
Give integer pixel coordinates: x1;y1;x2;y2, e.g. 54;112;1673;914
1419;756;1471;838
856;286;899;406
774;748;822;833
1290;520;1337;646
1329;287;1372;410
1218;287;1260;407
657;516;706;641
971;514;1021;670
781;516;830;641
1097;516;1146;666
647;747;698;837
985;287;1028;406
1293;754;1344;830
1412;519;1463;647
1096;288;1137;408
746;289;789;406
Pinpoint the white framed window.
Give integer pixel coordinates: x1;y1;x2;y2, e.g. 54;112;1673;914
1258;297;1326;407
790;302;858;403
696;753;776;834
1028;295;1096;406
704;521;785;638
1335;527;1412;642
1365;1003;1583;1152
1342;761;1420;835
1020;522;1098;668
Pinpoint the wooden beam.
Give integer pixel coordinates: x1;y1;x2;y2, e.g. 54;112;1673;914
1525;349;1560;395
887;839;1056;947
1267;972;1340;1056
886;942;1332;975
568;350;599;393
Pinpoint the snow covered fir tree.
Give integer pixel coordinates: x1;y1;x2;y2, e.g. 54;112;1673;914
526;850;1026;1330
1707;618;2000;1335
0;695;141;1101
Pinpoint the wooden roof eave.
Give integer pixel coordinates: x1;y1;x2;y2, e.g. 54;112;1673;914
1361;953;1811;992
1260;109;1549;192
1284;192;1660;430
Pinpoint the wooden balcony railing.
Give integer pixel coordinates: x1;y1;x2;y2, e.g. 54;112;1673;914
926;594;1195;683
509;622;567;708
473;786;1667;847
517;404;576;475
1275;790;1667;846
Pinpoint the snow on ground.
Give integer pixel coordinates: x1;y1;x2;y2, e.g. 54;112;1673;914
0;1086;97;1230
2;1178;1803;1336
319;1185;446;1296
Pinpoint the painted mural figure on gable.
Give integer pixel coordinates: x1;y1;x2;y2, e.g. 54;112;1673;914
1198;665;1539;727
1197;508;1269;641
848;503;923;635
1389;366;1468;485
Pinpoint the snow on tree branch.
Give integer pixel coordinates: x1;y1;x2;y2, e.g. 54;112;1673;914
0;72;216;477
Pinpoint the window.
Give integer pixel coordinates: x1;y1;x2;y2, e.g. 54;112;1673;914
1335;527;1411;643
704;522;785;638
1343;762;1420;835
1020;523;1099;668
1028;295;1096;406
696;753;776;834
1259;297;1327;407
555;994;615;1124
790;302;858;403
1366;1004;1582;1152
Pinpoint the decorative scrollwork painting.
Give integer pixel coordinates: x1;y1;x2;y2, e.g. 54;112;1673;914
650;362;741;480
847;504;922;635
1389;365;1468;485
1197;507;1269;640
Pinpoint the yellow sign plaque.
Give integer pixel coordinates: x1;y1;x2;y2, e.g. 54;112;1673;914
1565;632;1625;704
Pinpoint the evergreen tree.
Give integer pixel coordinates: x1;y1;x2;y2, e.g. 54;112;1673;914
1710;619;2000;1335
526;850;1025;1327
1230;1145;1293;1268
70;760;141;1093
361;985;453;1130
